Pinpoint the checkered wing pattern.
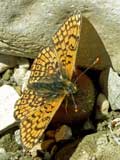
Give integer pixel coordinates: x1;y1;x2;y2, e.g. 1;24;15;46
52;14;81;80
14;14;81;149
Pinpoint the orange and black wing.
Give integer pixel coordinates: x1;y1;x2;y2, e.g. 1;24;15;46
14;14;81;149
14;48;66;149
15;89;65;149
52;14;81;80
29;47;60;84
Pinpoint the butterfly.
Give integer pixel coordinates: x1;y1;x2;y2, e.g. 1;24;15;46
14;14;81;149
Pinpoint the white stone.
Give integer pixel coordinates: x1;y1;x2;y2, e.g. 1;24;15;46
108;68;120;110
0;148;6;154
0;85;19;131
13;67;27;86
96;93;109;116
14;129;21;145
17;57;30;69
30;143;42;158
55;125;72;142
22;70;31;92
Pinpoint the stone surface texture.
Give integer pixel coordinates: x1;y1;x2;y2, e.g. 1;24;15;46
0;54;18;73
55;125;72;142
0;85;19;132
0;0;119;72
70;132;120;160
107;68;120;110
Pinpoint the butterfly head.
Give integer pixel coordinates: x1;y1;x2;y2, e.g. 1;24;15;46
65;80;77;95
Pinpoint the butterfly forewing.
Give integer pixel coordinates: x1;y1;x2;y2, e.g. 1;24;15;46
29;47;60;84
52;14;81;80
14;14;81;149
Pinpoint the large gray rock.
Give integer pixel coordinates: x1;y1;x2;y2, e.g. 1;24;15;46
107;68;120;110
100;68;120;110
55;131;120;160
70;131;120;160
0;0;119;71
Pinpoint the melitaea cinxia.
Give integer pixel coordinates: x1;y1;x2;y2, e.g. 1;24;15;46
14;14;81;149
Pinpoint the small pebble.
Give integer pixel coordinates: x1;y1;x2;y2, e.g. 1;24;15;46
13;67;28;86
83;120;95;131
17;57;30;69
2;69;13;81
0;148;6;154
44;152;51;160
45;130;56;139
55;125;72;142
30;143;42;158
41;139;55;150
50;145;58;157
22;70;31;91
14;129;21;145
96;93;109;120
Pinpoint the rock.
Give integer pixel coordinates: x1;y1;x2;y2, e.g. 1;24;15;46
41;139;55;150
14;85;21;95
55;139;79;160
101;68;120;110
55;125;72;142
55;131;120;160
0;55;18;73
0;85;19;132
0;78;4;86
0;151;9;160
0;1;120;71
17;57;30;69
109;118;120;145
0;148;6;154
0;134;19;152
99;68;109;95
13;67;28;86
50;145;58;157
45;130;56;139
22;70;31;91
13;58;30;86
2;69;13;81
44;152;51;160
14;129;21;146
0;148;9;160
30;143;42;158
19;156;33;160
96;93;109;119
82;120;95;131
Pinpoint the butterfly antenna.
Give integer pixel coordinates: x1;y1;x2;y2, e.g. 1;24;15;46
74;57;100;84
71;92;78;112
65;98;68;114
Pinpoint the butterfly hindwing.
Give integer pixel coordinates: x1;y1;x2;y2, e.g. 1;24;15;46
16;92;65;149
14;48;66;149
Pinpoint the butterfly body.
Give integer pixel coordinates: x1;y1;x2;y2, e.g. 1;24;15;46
28;77;77;98
14;14;81;149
